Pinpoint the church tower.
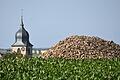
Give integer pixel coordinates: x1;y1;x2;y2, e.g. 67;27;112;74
11;16;33;57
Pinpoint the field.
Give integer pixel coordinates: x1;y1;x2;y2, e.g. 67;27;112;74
0;57;120;80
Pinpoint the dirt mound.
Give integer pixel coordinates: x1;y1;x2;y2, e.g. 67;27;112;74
42;35;120;59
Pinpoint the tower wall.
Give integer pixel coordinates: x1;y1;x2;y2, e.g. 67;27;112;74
11;47;27;56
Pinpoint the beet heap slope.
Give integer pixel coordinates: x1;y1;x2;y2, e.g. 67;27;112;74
42;35;120;59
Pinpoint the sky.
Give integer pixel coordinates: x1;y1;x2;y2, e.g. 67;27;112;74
0;0;120;48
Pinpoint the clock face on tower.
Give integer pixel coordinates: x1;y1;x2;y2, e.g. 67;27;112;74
21;47;25;51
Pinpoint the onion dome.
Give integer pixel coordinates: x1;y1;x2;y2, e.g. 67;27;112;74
11;16;33;47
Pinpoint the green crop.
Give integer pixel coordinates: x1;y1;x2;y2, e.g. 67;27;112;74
0;57;120;80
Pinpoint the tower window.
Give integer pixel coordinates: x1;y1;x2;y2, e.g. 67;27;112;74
17;48;21;54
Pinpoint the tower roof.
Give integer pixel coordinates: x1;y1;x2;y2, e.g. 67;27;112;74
11;16;33;47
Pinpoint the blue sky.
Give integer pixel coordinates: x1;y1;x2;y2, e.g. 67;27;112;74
0;0;120;48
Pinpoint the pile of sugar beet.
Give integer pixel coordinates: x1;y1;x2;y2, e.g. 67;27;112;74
41;35;120;59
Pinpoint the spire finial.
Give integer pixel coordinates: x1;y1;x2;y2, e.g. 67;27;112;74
20;9;24;27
